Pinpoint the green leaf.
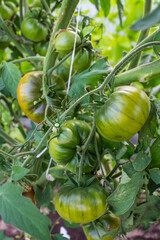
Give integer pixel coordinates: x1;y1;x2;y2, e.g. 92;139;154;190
35;182;55;208
131;5;160;31
0;231;14;240
11;166;29;181
100;0;110;17
107;171;143;216
149;169;160;184
149;136;160;168
64;220;79;229
123;162;136;178
0;77;5;90
134;196;160;230
2;63;21;98
120;170;131;184
132;151;151;171
137;103;157;151
54;234;69;240
0;182;51;240
69;57;112;101
116;0;124;27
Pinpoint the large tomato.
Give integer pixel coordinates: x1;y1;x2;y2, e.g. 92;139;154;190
0;1;16;20
54;29;81;54
63;48;92;73
96;86;150;142
82;211;120;240
17;71;66;123
21;9;50;42
55;182;107;224
49;120;100;173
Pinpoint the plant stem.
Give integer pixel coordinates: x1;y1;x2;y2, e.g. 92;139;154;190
43;0;79;73
60;41;160;120
10;56;45;64
40;0;51;13
78;118;96;185
128;0;152;69
0;94;26;139
0;127;18;145
114;59;160;86
0;17;32;56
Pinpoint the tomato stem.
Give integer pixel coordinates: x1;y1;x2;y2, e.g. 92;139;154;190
59;41;160;121
43;0;79;73
128;0;152;70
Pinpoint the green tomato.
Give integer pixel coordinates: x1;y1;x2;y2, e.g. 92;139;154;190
96;86;150;142
49;120;100;173
83;211;120;240
55;182;107;224
17;71;66;123
34;41;49;56
21;9;49;42
55;30;81;54
63;48;92;73
0;1;16;20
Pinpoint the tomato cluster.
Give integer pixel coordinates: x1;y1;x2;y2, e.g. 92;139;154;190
15;9;152;239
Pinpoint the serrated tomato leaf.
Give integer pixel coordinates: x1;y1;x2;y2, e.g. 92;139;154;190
0;182;51;240
69;57;112;101
134;196;160;230
11;166;29;182
137;103;157;151
54;233;70;240
107;171;143;216
131;5;160;31
132;151;151;171
149;169;160;184
2;63;21;98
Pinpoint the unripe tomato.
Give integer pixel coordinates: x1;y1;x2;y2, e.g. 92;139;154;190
49;120;100;173
83;211;120;240
55;182;107;224
55;30;81;54
34;41;49;56
21;9;50;42
63;48;92;73
96;86;150;142
0;1;16;20
17;71;66;123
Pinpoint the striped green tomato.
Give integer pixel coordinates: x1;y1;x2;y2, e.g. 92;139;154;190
83;211;120;240
49;120;100;173
96;86;150;142
55;182;107;224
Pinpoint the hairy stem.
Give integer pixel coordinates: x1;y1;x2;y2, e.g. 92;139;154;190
128;0;152;69
43;0;79;73
114;59;160;86
0;127;18;145
60;41;160;120
10;56;45;64
78;116;96;185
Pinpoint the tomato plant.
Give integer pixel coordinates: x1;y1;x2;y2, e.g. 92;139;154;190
54;29;81;54
82;211;120;240
21;8;50;42
55;181;107;223
96;86;150;142
0;0;160;240
49;119;100;173
17;71;66;123
0;1;16;20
